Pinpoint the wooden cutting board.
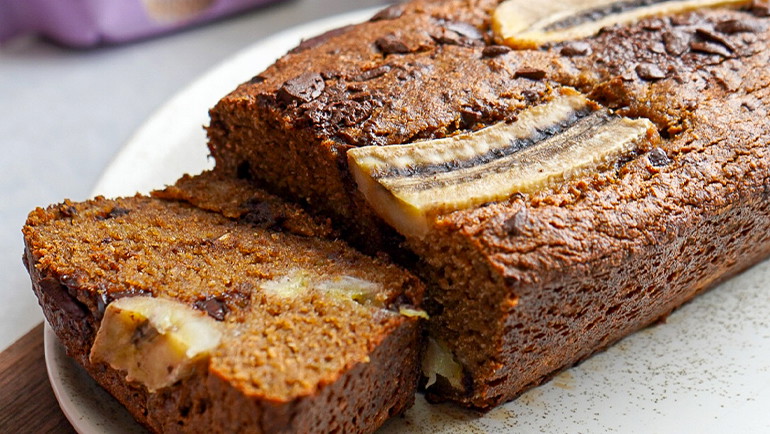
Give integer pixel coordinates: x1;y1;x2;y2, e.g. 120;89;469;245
0;323;77;433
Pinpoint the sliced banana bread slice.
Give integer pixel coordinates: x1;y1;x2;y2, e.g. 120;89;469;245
22;173;424;433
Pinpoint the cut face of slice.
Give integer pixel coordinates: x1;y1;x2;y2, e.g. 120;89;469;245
493;0;752;49
348;88;660;238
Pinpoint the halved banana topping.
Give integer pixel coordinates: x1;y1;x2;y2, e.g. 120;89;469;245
89;296;223;392
493;0;752;48
348;88;659;238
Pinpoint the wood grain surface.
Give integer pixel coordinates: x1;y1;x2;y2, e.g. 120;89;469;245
0;323;77;434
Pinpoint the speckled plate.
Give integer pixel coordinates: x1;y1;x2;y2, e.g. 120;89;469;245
45;7;770;434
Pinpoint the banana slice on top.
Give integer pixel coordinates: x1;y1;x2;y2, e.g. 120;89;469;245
348;88;659;238
493;0;752;49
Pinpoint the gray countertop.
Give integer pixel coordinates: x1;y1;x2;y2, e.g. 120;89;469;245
0;0;391;352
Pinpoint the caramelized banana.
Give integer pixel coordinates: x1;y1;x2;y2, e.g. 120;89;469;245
493;0;751;48
348;88;659;237
89;296;223;391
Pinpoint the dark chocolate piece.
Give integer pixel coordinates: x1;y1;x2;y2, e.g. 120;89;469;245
514;67;547;80
482;45;512;58
560;41;592;56
636;62;667;80
277;72;325;104
376;34;411;55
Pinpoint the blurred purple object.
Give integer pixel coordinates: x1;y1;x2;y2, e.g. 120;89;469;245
0;0;285;47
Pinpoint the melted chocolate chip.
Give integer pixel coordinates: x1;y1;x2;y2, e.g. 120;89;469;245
443;21;483;41
690;41;732;57
514;67;546;80
560;41;592;57
649;42;666;55
59;204;78;218
353;65;391;82
503;208;533;237
40;277;87;320
459;107;482;128
329;100;372;127
648;147;671;167
97;207;131;221
432;28;466;46
241;199;286;231
695;28;736;52
370;4;405;21
375;34;410;55
96;288;152;317
248;75;265;84
715;19;767;34
290;26;354;54
636;62;667;81
482;45;512;58
663;30;690;56
277;72;325;104
194;297;228;321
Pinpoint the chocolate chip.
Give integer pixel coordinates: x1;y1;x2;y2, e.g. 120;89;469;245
690;41;732;57
559;41;592;57
353;65;391;82
663;30;690;56
648;147;671;167
459;107;482;128
636;63;667;81
248;75;265;84
59;204;78;218
443;21;483;41
514;67;546;80
290;26;354;54
432;28;465;46
503;208;533;236
241;199;285;230
649;42;666;54
375;34;410;55
370;4;405;21
482;45;511;58
328;100;372;127
277;72;325;104
695;28;736;51
194;297;228;321
96;207;131;220
715;19;767;34
96;288;152;317
40;277;87;320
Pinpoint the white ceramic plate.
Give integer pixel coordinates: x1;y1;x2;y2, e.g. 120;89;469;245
45;7;770;434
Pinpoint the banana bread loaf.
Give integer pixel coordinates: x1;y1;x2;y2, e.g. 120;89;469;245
23;172;425;433
206;0;770;409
